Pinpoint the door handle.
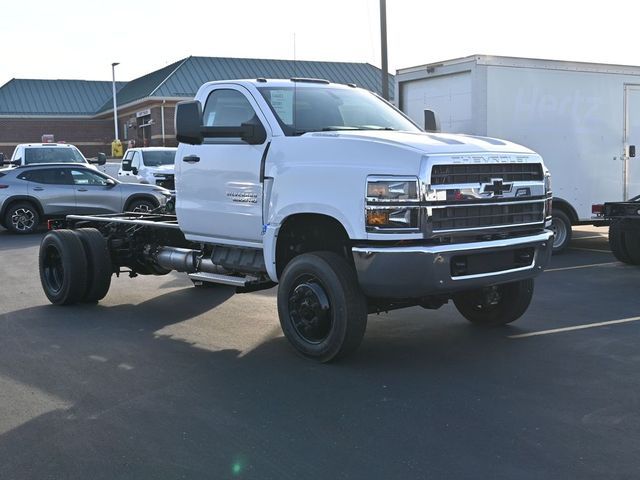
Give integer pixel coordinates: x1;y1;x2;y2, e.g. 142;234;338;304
183;155;200;163
33;187;44;191
78;188;88;192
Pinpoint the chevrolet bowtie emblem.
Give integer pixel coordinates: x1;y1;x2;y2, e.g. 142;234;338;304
482;179;512;196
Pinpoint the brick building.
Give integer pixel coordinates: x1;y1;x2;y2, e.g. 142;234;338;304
0;56;394;159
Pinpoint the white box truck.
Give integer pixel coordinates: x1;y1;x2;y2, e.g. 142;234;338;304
396;55;640;252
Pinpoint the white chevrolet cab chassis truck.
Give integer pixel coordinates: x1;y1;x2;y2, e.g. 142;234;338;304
38;79;554;362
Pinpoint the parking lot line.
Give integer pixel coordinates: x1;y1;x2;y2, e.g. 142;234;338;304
508;316;640;339
545;261;619;272
573;235;607;240
569;247;612;253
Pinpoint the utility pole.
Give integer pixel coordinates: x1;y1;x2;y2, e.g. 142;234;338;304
380;0;389;100
111;62;120;140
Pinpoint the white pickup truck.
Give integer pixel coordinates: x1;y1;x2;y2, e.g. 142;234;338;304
37;78;553;362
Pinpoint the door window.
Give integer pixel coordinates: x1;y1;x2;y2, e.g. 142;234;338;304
202;89;260;143
131;152;141;169
121;151;134;171
70;169;110;186
17;168;73;185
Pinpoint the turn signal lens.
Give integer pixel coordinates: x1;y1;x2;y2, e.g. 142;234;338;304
367;210;389;226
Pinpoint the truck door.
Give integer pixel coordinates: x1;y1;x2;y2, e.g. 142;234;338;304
177;86;270;245
624;85;640;199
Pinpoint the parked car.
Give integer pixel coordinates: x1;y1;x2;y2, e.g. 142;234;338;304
0;163;171;234
3;143;106;170
118;147;176;190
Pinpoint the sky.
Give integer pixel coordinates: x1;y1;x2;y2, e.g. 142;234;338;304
1;0;639;87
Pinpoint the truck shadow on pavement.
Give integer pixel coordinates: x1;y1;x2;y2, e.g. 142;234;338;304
0;283;635;479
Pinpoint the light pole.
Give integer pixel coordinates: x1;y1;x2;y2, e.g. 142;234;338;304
380;0;389;101
111;62;120;140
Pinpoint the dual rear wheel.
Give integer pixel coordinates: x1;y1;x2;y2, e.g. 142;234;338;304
39;228;112;305
609;221;640;265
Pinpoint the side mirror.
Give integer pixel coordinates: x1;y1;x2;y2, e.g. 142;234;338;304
175;100;204;145
132;167;139;175
241;120;267;145
11;159;21;167
424;109;440;133
629;145;636;158
0;153;4;163
97;152;107;165
106;178;117;187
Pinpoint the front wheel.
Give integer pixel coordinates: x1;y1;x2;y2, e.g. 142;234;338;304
453;279;534;327
5;202;40;234
126;199;156;213
549;210;572;254
277;252;367;363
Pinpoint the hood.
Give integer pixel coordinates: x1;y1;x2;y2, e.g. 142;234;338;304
144;164;175;173
308;130;535;156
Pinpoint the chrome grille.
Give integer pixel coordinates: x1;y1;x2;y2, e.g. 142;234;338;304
432;201;545;232
431;163;543;185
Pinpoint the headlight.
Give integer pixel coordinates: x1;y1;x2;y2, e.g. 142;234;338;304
544;173;552;194
366;177;420;231
367;179;419;202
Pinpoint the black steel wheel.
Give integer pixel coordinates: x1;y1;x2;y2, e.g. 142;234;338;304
453;279;534;327
39;230;88;305
5;202;40;234
74;228;113;302
277;252;367;362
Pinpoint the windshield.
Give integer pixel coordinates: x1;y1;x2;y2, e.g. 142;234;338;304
24;147;86;164
258;86;420;136
142;150;176;167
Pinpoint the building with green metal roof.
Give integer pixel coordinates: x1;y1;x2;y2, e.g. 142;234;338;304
0;56;394;157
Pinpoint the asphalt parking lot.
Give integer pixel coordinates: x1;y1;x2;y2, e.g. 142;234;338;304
0;226;638;479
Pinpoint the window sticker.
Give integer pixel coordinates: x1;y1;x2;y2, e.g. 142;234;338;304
270;90;294;125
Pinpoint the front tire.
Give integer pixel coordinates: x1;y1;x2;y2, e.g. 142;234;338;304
126;199;156;213
39;230;88;305
453;279;534;327
550;210;572;254
5;202;40;234
277;252;367;363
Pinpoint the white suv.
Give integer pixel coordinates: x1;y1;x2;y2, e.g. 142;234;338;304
117;147;176;190
6;143;105;169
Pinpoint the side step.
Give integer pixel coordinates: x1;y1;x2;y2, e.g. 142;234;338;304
188;272;248;287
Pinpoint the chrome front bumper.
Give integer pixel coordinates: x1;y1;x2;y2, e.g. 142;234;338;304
352;230;554;298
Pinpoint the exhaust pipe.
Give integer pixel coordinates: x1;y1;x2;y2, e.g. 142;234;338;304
155;247;228;274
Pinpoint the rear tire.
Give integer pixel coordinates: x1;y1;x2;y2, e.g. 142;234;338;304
277;251;367;363
39;230;88;305
453;279;534;327
550;210;572;254
609;221;635;264
622;231;640;265
74;228;113;302
4;202;40;234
